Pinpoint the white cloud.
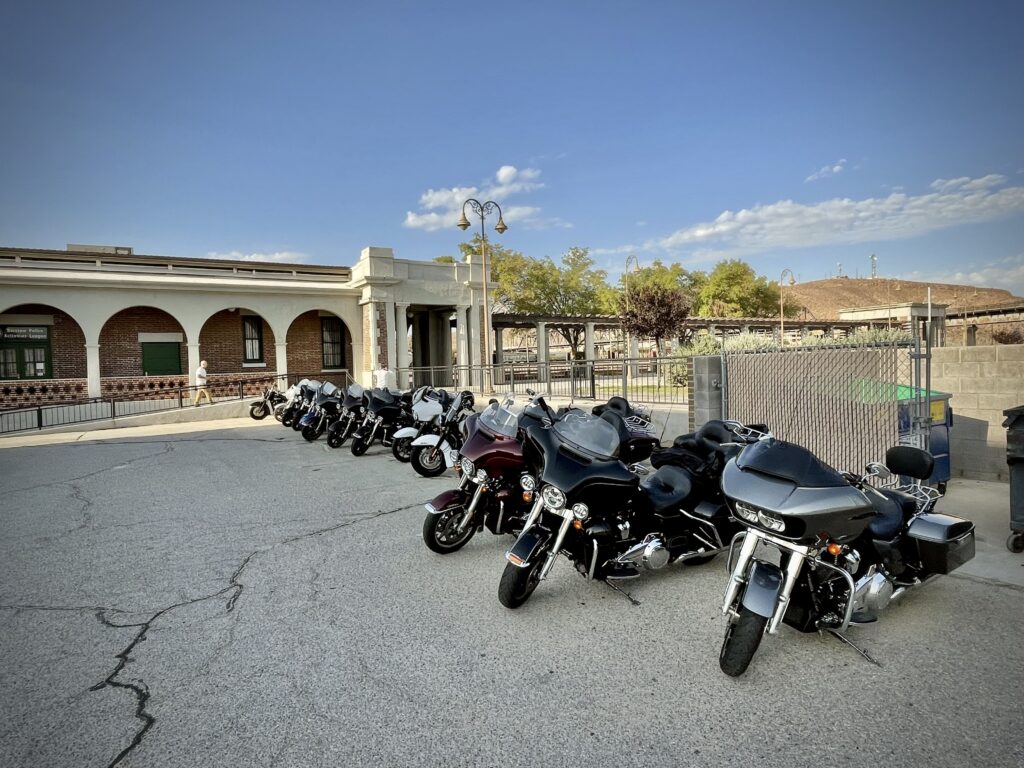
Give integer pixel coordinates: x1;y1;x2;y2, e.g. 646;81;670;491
900;255;1024;298
206;250;307;264
805;158;847;183
642;174;1024;257
403;165;561;232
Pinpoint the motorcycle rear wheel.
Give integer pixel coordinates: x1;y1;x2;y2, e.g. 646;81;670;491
422;507;475;553
498;558;543;609
249;402;269;420
351;436;369;456
410;445;447;478
392;437;414;462
719;607;768;677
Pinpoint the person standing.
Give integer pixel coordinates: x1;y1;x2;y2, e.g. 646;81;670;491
193;359;211;406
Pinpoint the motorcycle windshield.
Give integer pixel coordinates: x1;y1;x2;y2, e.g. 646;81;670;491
735;438;847;488
412;386;429;405
445;393;464;422
347;383;364;398
479;402;518;439
552;411;621;460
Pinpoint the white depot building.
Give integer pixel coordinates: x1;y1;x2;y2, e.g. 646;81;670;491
0;244;495;408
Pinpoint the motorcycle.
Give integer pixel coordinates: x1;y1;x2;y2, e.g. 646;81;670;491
390;386;451;462
249;384;287;420
421;392;554;553
299;381;342;442
289;379;322;431
278;378;311;427
349;387;413;456
326;384;368;449
409;390;476;477
718;438;975;677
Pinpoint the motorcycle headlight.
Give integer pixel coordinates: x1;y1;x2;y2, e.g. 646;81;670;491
460;457;475;477
734;501;760;524
475;468;488;482
571;503;589;521
756;510;786;533
541;485;566;510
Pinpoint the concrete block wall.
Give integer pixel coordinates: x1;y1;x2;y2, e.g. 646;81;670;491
931;344;1024;482
687;355;724;432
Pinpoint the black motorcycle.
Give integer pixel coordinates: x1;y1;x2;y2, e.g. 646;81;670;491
350;388;413;456
498;407;688;609
249;385;287;420
288;379;322;432
718;439;975;677
327;384;368;449
300;381;342;442
279;378;312;427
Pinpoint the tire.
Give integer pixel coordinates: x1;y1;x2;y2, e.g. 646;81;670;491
291;416;305;431
351;436;368;456
392;437;414;462
274;406;285;423
327;427;344;449
422;507;476;553
719;606;768;677
301;424;319;442
410;445;447;478
249;402;269;420
498;557;544;609
1007;532;1024;554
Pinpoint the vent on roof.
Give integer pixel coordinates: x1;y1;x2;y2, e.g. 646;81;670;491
67;244;133;255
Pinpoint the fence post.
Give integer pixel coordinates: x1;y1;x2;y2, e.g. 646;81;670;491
589;362;596;400
111;399;116;420
178;388;183;409
621;359;628;399
36;405;43;430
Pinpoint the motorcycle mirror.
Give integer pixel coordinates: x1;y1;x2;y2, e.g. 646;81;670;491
866;462;892;479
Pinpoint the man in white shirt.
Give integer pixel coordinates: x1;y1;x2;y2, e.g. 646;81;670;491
193;360;212;406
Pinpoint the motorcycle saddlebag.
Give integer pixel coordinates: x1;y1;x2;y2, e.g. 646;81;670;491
907;512;975;575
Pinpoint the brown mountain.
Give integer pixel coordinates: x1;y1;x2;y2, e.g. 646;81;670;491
786;278;1022;320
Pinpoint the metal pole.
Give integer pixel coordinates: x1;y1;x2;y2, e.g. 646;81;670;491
479;214;492;394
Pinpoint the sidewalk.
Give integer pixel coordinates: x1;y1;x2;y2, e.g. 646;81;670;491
0;414;275;449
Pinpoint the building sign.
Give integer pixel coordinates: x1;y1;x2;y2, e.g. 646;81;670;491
1;326;48;341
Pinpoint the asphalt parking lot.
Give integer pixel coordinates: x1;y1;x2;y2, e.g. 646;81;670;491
1;421;1022;768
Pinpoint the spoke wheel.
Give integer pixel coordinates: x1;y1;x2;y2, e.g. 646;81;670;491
392;437;414;462
422;507;476;553
498;557;544;609
719;606;768;677
410;445;446;478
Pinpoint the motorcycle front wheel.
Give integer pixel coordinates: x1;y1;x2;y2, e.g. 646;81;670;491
391;437;414;462
350;436;369;456
410;445;447;478
498;558;544;609
301;424;320;442
249;402;269;420
422;507;476;553
291;417;305;431
719;607;768;677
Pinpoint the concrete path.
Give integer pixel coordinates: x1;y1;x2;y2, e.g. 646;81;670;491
0;421;1021;768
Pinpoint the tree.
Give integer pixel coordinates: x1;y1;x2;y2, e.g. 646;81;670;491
619;281;691;354
432;255;456;264
695;259;799;318
484;242;615;356
620;260;704;343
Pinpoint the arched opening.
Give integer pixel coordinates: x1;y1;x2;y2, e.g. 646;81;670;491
98;307;189;397
198;308;278;375
0;303;88;408
286;310;352;378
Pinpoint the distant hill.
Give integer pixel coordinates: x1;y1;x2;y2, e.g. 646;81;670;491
786;278;1022;320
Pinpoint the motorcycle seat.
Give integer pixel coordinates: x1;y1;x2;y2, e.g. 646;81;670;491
868;488;917;539
640;465;695;516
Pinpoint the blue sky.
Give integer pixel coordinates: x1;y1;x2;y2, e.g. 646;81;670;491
2;1;1023;293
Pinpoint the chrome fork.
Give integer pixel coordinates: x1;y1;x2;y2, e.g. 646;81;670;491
539;513;574;580
456;482;486;533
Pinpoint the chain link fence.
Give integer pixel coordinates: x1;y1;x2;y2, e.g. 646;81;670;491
722;342;927;474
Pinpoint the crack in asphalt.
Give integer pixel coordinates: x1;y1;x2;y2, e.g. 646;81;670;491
85;500;420;768
2;443;175;495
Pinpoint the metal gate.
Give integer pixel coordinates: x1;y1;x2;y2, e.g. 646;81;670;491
721;341;930;474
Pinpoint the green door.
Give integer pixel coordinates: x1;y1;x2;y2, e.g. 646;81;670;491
141;342;182;375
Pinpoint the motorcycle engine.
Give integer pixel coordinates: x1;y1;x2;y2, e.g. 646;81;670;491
853;568;895;613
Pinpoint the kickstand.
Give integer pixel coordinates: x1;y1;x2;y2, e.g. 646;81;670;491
827;629;881;667
603;579;641;606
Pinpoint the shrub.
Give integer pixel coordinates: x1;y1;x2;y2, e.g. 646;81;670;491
992;328;1024;345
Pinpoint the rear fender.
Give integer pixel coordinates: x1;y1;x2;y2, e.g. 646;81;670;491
505;530;551;568
740;560;784;618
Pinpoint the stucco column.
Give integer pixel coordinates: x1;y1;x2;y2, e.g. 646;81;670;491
395;303;411;372
584;322;595;361
383;300;397;374
275;342;288;381
455;305;470;387
536;321;549;383
365;302;380;375
187;342;201;383
86;344;102;398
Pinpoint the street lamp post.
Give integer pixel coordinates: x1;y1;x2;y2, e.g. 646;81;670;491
779;268;796;343
457;198;506;393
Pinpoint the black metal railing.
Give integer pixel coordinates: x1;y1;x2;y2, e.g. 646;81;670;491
0;370;352;435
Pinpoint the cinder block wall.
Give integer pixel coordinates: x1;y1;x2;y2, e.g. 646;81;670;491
931;344;1024;482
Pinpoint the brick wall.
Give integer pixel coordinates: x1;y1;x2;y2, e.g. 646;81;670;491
99;307;188;377
0;379;89;409
101;372;281;400
286;311;352;376
362;304;372;373
376;303;388;369
931;344;1024;481
4;303;87;378
199;310;277;374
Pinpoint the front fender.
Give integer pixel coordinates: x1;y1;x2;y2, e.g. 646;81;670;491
412;434;440;448
740;560;784;618
425;488;470;515
505;530;551;568
394;427;419;440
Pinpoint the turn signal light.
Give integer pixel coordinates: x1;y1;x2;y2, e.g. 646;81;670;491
507;553;525;566
573;519;583;530
522;491;534;502
827;542;843;557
